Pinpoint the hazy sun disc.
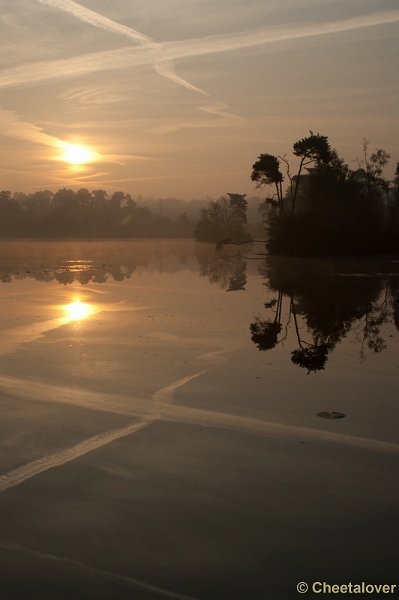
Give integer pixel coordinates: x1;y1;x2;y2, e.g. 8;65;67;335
61;143;96;165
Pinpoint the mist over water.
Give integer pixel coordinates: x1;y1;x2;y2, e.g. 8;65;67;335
0;239;398;599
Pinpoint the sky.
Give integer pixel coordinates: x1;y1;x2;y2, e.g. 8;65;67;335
0;0;398;199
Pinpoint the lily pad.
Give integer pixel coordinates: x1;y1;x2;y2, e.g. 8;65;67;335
317;411;346;419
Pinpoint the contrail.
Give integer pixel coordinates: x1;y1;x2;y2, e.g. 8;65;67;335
1;9;398;90
36;0;209;95
0;420;151;493
37;0;159;47
0;542;203;600
164;9;399;58
155;58;208;96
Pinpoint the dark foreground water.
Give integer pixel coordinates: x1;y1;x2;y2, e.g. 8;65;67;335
0;240;398;599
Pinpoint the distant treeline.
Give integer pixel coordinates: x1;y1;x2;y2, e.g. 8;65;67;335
0;189;195;238
0;188;265;239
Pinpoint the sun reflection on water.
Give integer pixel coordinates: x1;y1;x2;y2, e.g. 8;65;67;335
63;300;93;322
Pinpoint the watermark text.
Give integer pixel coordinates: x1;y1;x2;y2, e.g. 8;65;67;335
297;581;397;595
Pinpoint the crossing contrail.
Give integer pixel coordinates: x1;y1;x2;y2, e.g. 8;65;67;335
1;9;398;90
36;0;209;95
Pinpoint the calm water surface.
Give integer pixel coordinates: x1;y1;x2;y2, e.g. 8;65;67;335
0;240;398;599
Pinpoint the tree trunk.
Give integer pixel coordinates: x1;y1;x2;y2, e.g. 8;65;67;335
292;158;304;216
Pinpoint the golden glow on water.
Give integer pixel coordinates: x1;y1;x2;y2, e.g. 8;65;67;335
63;300;93;322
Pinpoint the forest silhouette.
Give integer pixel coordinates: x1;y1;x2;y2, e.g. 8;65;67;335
1;132;398;256
251;133;399;255
0;188;194;238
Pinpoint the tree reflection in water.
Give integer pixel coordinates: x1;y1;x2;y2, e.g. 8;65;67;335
249;294;283;350
196;246;399;373
0;240;198;285
194;245;399;373
195;243;248;292
2;241;398;374
253;256;399;372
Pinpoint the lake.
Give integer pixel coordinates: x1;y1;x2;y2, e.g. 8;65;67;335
0;239;398;599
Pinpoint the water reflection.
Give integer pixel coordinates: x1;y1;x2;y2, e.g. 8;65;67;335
0;260;132;286
0;240;198;285
251;256;399;372
63;300;94;322
195;242;250;291
0;240;251;289
1;240;398;374
192;244;399;372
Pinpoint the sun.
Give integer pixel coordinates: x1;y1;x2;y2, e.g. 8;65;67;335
61;143;97;165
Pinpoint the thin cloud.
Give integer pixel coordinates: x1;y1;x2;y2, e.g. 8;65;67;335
0;108;65;149
71;171;110;181
149;103;244;134
58;85;129;106
199;102;244;120
1;8;398;90
0;108;151;163
36;0;209;95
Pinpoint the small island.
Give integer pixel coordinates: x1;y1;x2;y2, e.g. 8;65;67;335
250;131;399;256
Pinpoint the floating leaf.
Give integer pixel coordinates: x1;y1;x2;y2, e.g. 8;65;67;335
317;411;346;419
